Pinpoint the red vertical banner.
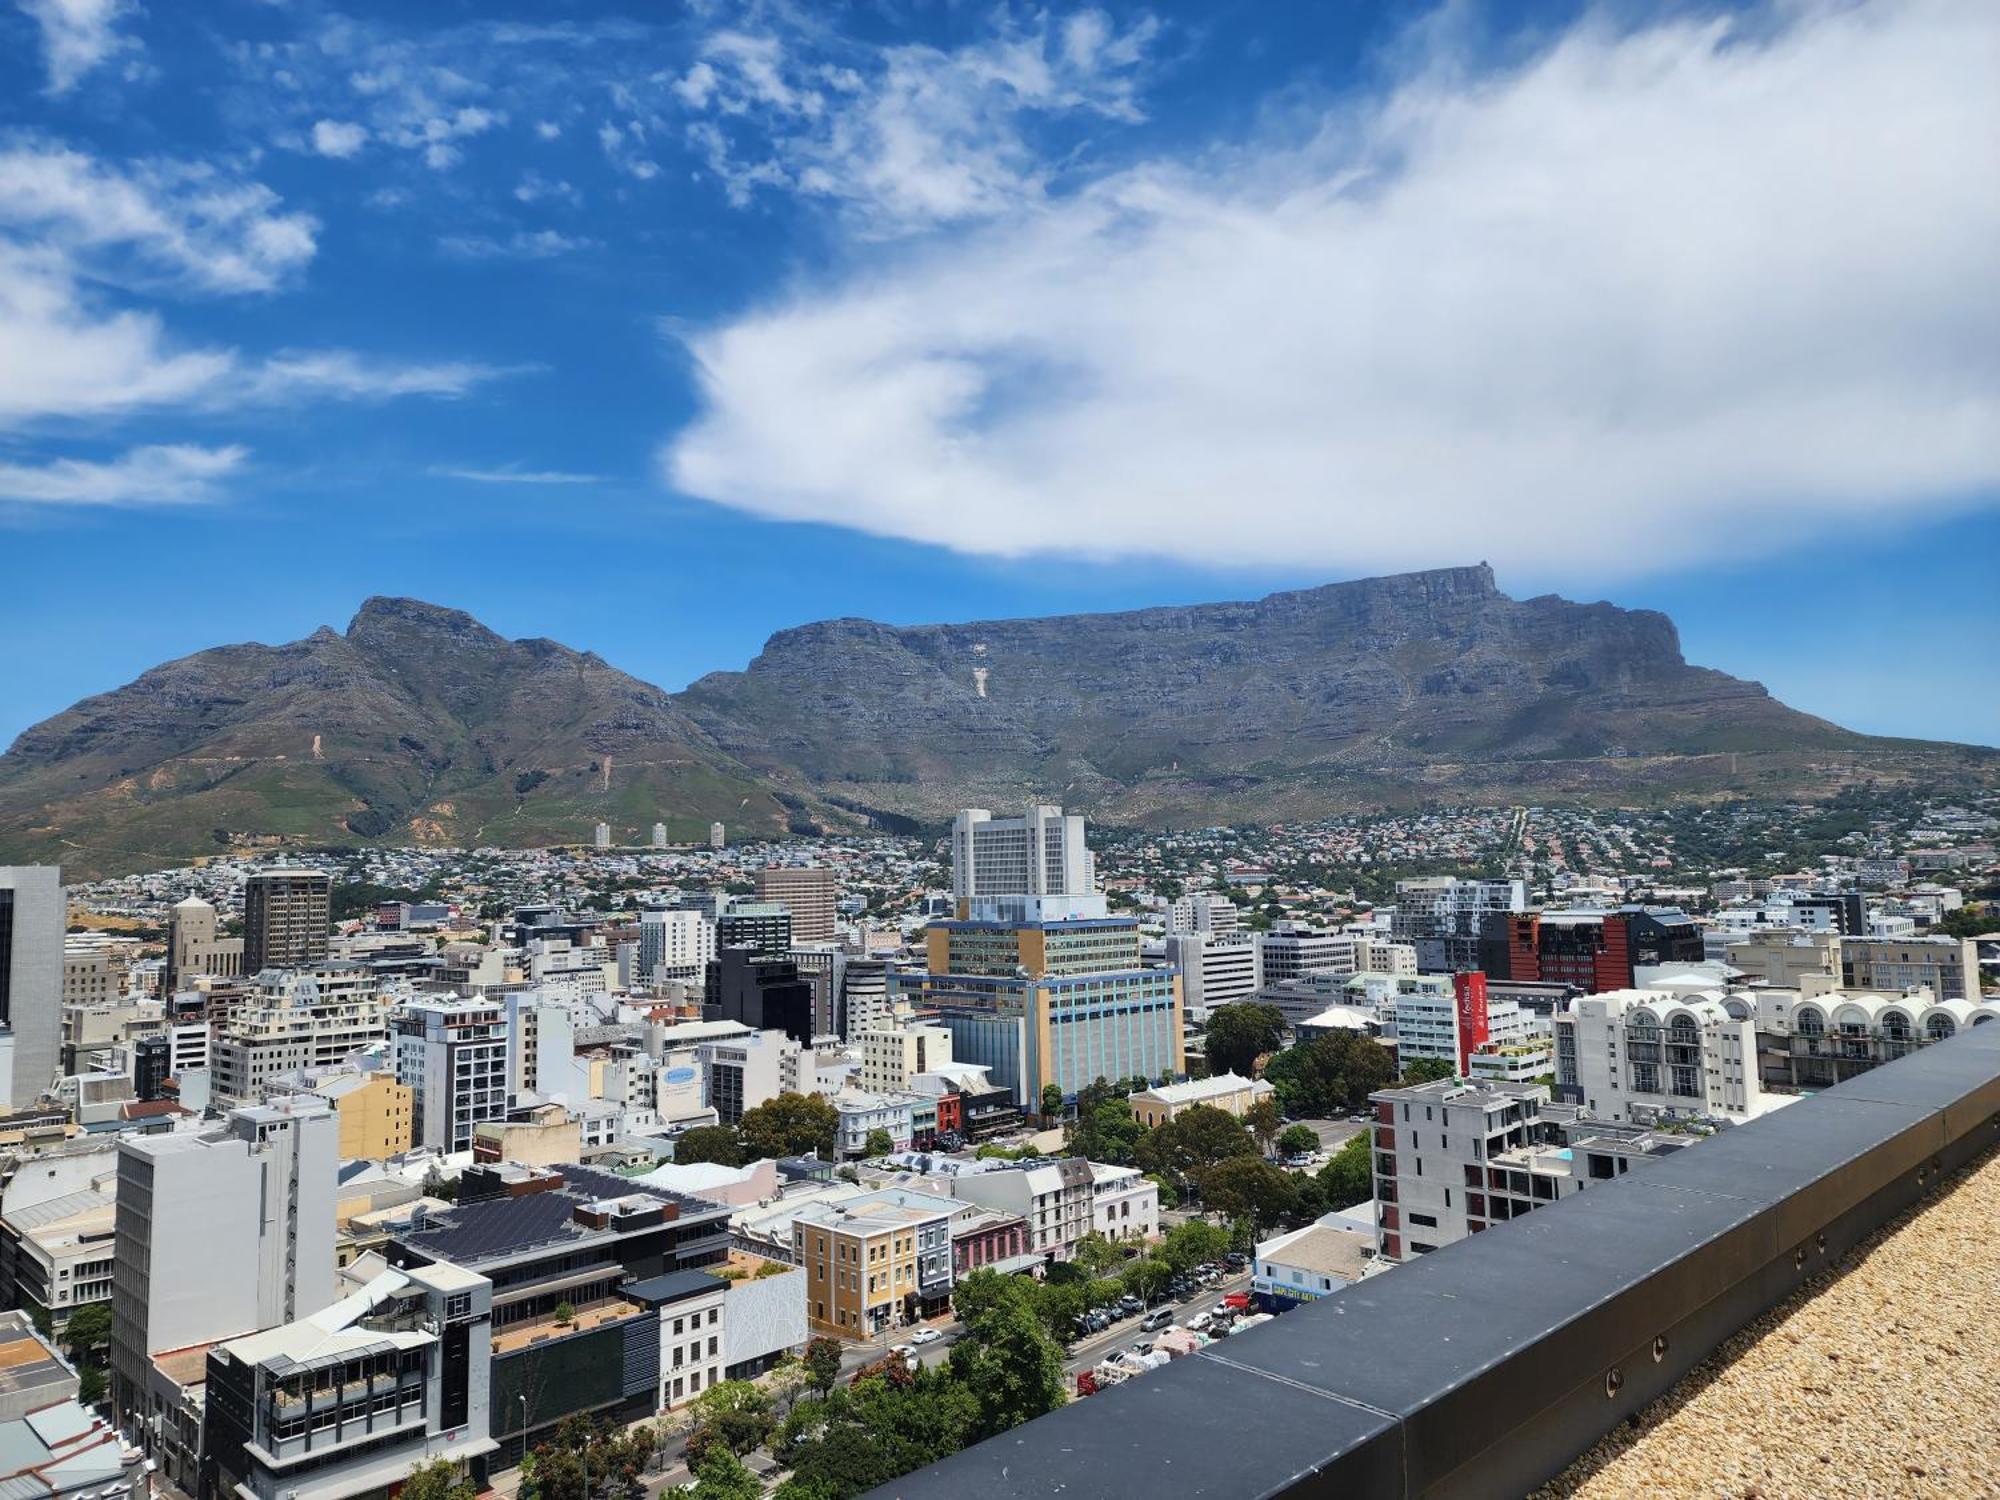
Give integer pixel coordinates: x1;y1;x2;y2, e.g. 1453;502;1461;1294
1454;971;1490;1073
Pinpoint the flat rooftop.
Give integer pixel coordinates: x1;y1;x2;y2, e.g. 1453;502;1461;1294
1539;1146;2000;1499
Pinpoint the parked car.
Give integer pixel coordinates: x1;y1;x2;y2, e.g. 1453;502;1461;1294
891;1344;915;1361
1223;1252;1248;1269
1141;1307;1175;1331
910;1327;942;1345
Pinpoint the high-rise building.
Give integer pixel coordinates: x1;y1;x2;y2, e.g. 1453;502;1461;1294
639;907;716;982
392;997;509;1152
716;900;792;955
1831;935;1981;1001
709;821;726;850
164;895;243;993
1392;877;1528;972
0;866;62;1113
209;965;386;1106
705;950;815;1045
754;865;839;944
594;821;612;849
1555;990;1781;1124
1165;933;1260;1017
860;1021;954;1093
1254;923;1359;985
1480;907;1704;992
652;821;669;848
839;959;893;1044
1166;894;1241;936
241;869;331;974
111;1099;339;1428
950;806;1101;921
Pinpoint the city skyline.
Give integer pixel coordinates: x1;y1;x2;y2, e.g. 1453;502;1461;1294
3;0;1996;753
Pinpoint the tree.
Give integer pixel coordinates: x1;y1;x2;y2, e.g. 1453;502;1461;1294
863;1128;895;1158
552;1300;575;1324
741;1092;839;1161
1197;1158;1299;1231
674;1125;746;1168
1244;1097;1284;1155
1203;1003;1286;1077
78;1366;106;1405
1158;1219;1231;1274
1400;1056;1456;1085
803;1336;843;1396
1134;1104;1258;1194
1067;1098;1144;1166
1318;1132;1373;1208
1040;1083;1065;1120
1277;1124;1321;1159
688;1449;761;1500
525;1416;654;1500
1262;1032;1396;1118
401;1458;479;1500
1119;1255;1174;1304
1070;1232;1126;1278
61;1304;111;1363
685;1380;776;1465
948;1285;1067;1442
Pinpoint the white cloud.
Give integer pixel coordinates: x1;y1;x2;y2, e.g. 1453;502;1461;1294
311;119;368;159
667;0;2000;578
428;463;602;484
243;350;518;402
0;442;245;505
676;9;1160;228
437;229;592;259
0;244;231;426
0;145;318;294
17;0;135;94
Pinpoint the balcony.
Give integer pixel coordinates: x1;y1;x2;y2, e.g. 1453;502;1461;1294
871;1024;2000;1499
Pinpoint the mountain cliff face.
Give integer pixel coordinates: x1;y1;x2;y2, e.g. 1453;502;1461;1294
2;569;1988;875
0;598;791;873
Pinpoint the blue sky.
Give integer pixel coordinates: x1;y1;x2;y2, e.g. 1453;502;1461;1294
2;0;1995;752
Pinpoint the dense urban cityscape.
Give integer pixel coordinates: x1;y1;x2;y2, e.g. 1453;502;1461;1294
0;786;1992;1498
5;0;1996;1495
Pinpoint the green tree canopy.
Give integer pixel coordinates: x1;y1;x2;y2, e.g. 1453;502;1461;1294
1203;1002;1287;1077
948;1282;1068;1443
1197;1157;1299;1230
673;1125;746;1168
1243;1097;1284;1152
863;1128;895;1158
687;1449;761;1500
1262;1031;1396;1118
741;1092;839;1161
1066;1098;1144;1166
1317;1133;1374;1209
1040;1083;1066;1119
401;1458;478;1500
1134;1104;1258;1194
1399;1056;1456;1085
1276;1123;1321;1158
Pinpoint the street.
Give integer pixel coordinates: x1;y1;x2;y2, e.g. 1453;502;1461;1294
1059;1269;1254;1376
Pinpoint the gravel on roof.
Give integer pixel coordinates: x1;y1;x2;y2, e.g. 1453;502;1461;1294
1537;1147;2000;1500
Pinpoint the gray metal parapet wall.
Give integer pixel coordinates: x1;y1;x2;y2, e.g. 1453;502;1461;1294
869;1023;2000;1499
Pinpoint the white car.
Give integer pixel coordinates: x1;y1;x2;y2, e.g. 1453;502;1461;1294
890;1343;915;1360
909;1327;942;1345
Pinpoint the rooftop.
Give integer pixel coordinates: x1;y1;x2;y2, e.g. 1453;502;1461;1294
1539;1145;2000;1499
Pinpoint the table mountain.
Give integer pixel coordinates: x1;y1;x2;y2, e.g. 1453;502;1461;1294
3;569;1989;875
677;564;1992;827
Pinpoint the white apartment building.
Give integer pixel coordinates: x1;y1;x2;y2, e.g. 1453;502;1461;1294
639;908;716;983
1087;1163;1158;1243
951;1158;1096;1263
1391;877;1527;972
1393;984;1538;1068
1554;990;1777;1124
1167;894;1241;936
642;1273;728;1410
1367;1078;1682;1263
859;1022;954;1094
1254;925;1359;985
1165;933;1261;1018
392;997;510;1152
210;966;387;1106
831;1091;917;1156
111;1101;339;1428
699;1029;800;1125
950;806;1103;921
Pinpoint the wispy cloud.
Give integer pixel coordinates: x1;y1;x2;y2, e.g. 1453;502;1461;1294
668;0;2000;578
437;229;592;260
0;442;245;505
672;8;1161;227
428;463;602;485
0;144;317;294
17;0;137;95
243;350;522;403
